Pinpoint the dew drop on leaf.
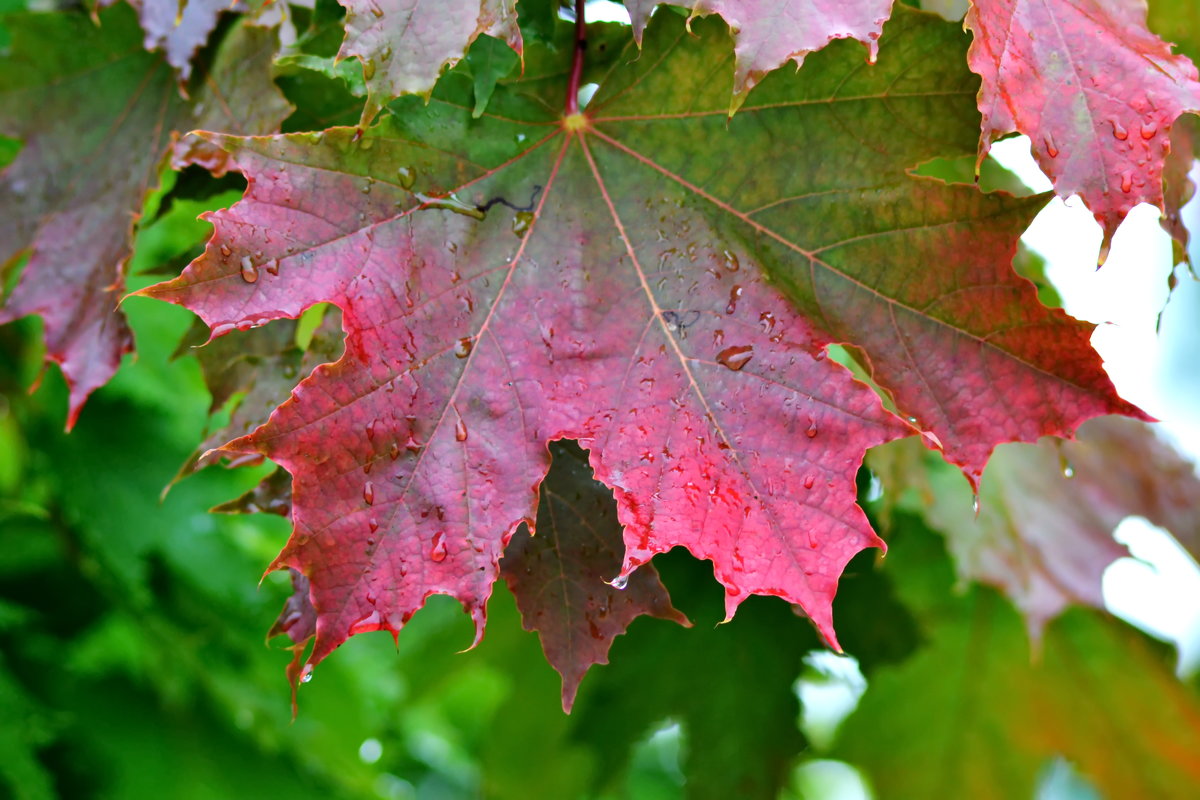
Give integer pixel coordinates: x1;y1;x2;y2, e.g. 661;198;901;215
722;249;740;271
397;166;416;189
805;419;819;438
454;337;474;358
1043;134;1059;158
1111;119;1129;140
716;345;753;371
512;211;534;237
455;416;468;442
219;243;231;257
1140;121;1157;139
803;475;815;489
240;256;259;283
363;481;375;506
725;284;743;314
1121;171;1133;193
429;531;447;562
362;60;376;81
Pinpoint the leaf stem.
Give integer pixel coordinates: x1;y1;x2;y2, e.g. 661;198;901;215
565;0;587;116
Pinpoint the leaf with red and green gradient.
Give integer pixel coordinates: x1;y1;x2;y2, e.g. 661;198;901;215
626;0;896;105
965;0;1200;256
0;7;289;426
835;520;1200;800
141;7;1138;685
338;0;522;125
500;441;689;711
98;0;233;80
871;415;1200;634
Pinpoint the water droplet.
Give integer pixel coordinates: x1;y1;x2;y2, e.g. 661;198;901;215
721;249;740;271
454;337;474;358
1140;121;1157;139
1062;464;1075;478
397;166;416;189
1111;119;1129;140
363;481;375;506
1042;134;1059;158
405;434;422;455
300;666;314;683
716;344;753;371
512;211;534;237
389;441;401;460
972;495;980;515
725;284;743;314
712;328;725;347
219;243;232;257
366;420;378;441
381;46;392;62
362;60;376;81
1121;171;1133;193
370;4;383;17
265;259;279;276
758;311;775;333
369;518;379;533
361;179;373;194
429;532;447;562
805;419;818;438
803;475;815;489
240;256;259;283
609;573;629;590
455;416;468;442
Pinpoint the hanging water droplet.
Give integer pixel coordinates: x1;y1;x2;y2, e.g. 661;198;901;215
429;531;447;562
972;495;981;515
362;60;377;81
1042;134;1059;158
240;256;259;283
454;336;474;358
609;573;629;590
512;210;534;237
1111;119;1129;140
300;665;314;683
397;166;416;189
363;481;375;506
716;344;753;371
1121;171;1133;193
455;416;468;442
1140;121;1157;139
1062;463;1075;478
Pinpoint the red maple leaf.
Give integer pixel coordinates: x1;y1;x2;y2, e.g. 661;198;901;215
142;7;1139;685
966;0;1200;257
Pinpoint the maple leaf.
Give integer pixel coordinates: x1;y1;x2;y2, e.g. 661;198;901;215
965;0;1200;257
141;7;1137;683
338;0;522;125
871;416;1200;635
626;0;896;105
500;441;689;711
98;0;235;80
835;521;1200;799
0;6;290;426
